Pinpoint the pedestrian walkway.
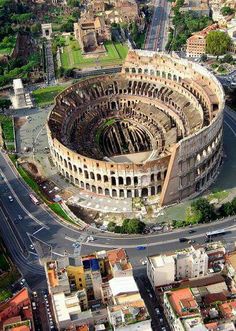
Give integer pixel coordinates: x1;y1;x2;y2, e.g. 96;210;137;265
45;41;55;85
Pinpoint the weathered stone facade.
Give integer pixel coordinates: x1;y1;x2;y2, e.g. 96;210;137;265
47;50;224;205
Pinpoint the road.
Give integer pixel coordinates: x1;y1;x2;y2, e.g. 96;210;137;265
145;0;170;51
0;108;236;291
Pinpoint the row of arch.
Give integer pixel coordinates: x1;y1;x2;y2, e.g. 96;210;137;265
196;131;222;163
59;167;162;198
125;67;181;84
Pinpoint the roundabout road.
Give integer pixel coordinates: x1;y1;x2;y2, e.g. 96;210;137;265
0;109;236;289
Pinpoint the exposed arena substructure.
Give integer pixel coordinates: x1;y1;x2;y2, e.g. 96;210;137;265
47;50;225;206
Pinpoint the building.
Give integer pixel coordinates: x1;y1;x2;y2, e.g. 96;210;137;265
45;249;151;330
147;254;175;288
180;0;210;16
74;15;111;54
164;288;202;331
0;288;34;331
147;246;209;288
186;24;218;57
47;50;224;206
176;246;208;280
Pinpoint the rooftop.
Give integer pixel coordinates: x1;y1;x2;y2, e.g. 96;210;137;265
109;276;138;297
167;288;199;317
52;292;81;322
219;300;236;319
107;248;127;266
149;254;175;268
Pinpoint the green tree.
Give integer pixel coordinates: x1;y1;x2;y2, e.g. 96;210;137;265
67;0;80;7
222;54;233;63
107;221;116;232
121;218;145;234
0;99;11;110
231;197;236;213
221;6;235;16
206;31;231;56
219;202;234;217
190;198;215;223
200;54;208;62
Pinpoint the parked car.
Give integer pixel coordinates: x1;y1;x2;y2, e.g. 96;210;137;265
8;195;14;202
179;238;188;243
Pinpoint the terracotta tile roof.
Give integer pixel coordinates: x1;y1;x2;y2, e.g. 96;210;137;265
8;326;30;331
219;300;236;319
180;274;225;288
205;322;218;330
76;325;89;331
107;248;127;266
168;288;198;317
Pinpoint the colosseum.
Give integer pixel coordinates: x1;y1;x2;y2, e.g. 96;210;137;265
47;50;225;206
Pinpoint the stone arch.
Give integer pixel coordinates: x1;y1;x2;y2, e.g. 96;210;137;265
151;186;155;195
73;165;77;172
138;68;142;74
119;189;124;198
141;187;148;197
68;162;72;171
112;189;117;197
84;170;89;179
75;178;79;185
66;172;69;178
86;183;90;190
105;188;110;196
79;167;83;174
118;177;124;185
97;174;101;181
64;159;68;168
168;73;171;80
157;185;162;194
127;190;132;198
90;172;95;180
132;68;136;73
104;175;108;182
61;168;65;176
70;175;73;182
98;187;103;194
92;185;96;193
111;177;116;186
150;69;155;76
126;177;131;185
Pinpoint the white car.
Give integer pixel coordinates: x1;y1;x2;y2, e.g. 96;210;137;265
8;195;14;202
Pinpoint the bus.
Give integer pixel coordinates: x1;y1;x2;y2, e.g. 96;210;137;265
29;194;40;205
205;229;227;242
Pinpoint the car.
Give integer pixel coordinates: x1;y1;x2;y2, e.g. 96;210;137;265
18;215;23;221
189;229;196;233
155;308;161;315
159;318;163;324
30;244;34;250
136;246;146;250
141;259;147;265
161;327;167;331
179;238;188;243
8;195;14;202
149;293;153;299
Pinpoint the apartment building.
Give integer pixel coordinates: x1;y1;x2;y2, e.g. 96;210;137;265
147;246;209;288
147;254;175;288
45;249;151;330
176;246;208;280
186;24;218;57
164;288;203;331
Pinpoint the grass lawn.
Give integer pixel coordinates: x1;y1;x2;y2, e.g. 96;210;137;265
0;114;14;151
32;85;68;107
207;190;229;202
0;289;11;302
49;203;73;223
60;36;128;69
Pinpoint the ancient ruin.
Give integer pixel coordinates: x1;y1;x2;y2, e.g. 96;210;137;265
47;50;224;206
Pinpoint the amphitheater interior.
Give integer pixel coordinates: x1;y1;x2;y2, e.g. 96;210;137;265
47;50;225;206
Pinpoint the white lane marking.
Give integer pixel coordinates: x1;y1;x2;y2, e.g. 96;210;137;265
0;168;49;230
29;251;38;257
33;227;45;235
52;251;65;257
65;236;77;242
225;118;236;138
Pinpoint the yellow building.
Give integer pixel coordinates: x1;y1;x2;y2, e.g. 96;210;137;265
66;265;86;291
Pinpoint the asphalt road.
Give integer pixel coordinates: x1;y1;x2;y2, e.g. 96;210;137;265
0;110;236;291
145;0;170;51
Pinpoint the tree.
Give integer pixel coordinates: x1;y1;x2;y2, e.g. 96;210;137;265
0;99;11;111
190;198;215;223
67;0;80;7
206;31;231;56
222;54;233;63
121;218;145;234
200;54;208;62
107;221;116;232
221;6;235;16
219;202;234;217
